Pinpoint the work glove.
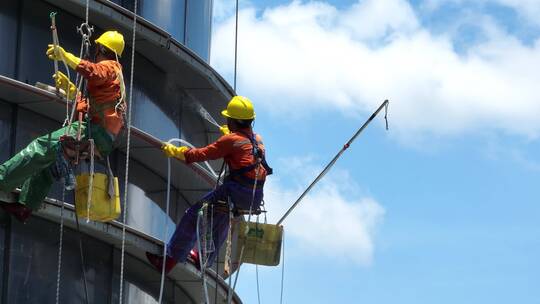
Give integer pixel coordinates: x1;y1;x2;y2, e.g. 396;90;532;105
161;143;189;161
46;44;81;70
53;71;77;100
219;125;230;135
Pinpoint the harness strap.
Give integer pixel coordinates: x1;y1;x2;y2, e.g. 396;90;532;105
229;130;273;179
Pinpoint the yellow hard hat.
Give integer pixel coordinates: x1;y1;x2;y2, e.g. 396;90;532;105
95;31;125;57
221;96;255;120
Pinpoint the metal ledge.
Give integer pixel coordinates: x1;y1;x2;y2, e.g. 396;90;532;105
0;190;242;304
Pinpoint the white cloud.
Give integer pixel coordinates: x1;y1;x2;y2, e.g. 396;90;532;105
264;157;385;266
211;0;540;141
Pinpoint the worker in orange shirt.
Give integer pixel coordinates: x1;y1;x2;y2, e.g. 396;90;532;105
0;31;126;223
147;96;272;273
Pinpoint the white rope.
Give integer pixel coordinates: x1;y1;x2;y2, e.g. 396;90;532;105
228;165;261;304
84;0;90;24
157;157;171;304
86;139;95;222
196;206;211;304
50;13;74;133
118;1;138;301
280;230;285;304
254;216;261;304
55;187;66;304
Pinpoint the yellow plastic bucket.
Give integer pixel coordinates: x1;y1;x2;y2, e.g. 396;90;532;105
75;173;121;222
236;221;283;266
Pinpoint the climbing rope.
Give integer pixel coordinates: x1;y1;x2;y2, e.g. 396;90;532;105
118;0;138;301
54;188;66;304
214;232;220;304
255;217;261;304
280;230;285;304
157;157;172;304
86;139;95;222
50;12;75;132
227;165;261;304
75;213;90;304
196;204;211;304
233;0;239;91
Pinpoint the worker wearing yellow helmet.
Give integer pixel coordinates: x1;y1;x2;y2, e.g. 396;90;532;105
147;96;273;273
0;31;127;223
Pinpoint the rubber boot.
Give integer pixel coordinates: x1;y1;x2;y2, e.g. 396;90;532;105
0;202;32;223
146;252;177;274
188;249;201;271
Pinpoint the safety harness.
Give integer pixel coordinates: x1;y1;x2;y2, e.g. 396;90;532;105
227;130;273;187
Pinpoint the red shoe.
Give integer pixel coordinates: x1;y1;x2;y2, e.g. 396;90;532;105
146;252;177;274
188;249;201;271
0;202;32;223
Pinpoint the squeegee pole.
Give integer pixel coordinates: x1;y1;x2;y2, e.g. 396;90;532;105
276;100;389;226
50;12;60;95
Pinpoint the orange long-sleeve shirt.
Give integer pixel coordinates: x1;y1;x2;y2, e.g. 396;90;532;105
75;59;125;135
184;128;268;181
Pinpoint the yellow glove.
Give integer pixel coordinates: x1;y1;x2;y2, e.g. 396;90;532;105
219;125;230;135
53;71;77;100
161;143;189;161
46;44;81;69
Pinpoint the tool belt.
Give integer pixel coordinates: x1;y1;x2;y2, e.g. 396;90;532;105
59;112;102;165
59;135;102;164
212;200;264;217
226;174;265;189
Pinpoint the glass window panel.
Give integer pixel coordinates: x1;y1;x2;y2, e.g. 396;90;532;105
0;221;5;297
126;184;176;240
140;0;186;43
122;53;180;141
185;0;213;61
117;155;177;239
7;217;112;303
0;1;19;77
120;0;142;14
17;0;83;85
0;101;12;162
111;250;188;304
131;85;179;141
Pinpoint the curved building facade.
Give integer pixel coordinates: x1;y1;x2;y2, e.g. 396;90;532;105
0;0;242;303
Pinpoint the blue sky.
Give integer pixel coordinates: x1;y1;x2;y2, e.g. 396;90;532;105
210;1;540;303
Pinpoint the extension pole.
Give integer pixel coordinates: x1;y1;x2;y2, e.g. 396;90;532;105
50;12;60;95
277;100;389;225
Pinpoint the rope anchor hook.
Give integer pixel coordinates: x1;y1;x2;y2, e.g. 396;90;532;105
77;22;94;41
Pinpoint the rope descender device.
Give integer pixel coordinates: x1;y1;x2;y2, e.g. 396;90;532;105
77;22;94;46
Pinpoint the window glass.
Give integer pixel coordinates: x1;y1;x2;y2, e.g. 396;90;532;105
117;155;177;240
185;0;213;61
126;183;176;240
0;101;12;162
120;0;141;14
140;0;186;43
0;1;19;77
7;217;112;303
122;52;180;141
131;85;179;142
113;254;193;304
0;221;5;297
111;250;191;303
17;0;82;85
